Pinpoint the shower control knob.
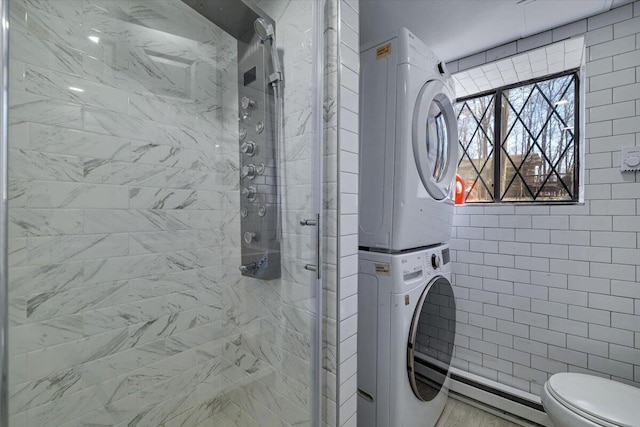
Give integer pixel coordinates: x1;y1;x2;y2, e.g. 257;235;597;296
242;164;256;180
241;96;255;110
239;128;247;141
431;254;441;270
241;141;255;156
243;231;257;244
242;186;257;201
239;262;258;273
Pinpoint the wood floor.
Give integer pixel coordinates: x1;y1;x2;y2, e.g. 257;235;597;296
435;398;522;427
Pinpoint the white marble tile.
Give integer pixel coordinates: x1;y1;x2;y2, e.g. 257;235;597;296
25;382;103;426
81;339;168;386
9;208;83;237
83;253;168;285
9;179;29;208
165;323;226;356
25;65;129;114
26;280;129;322
9;148;83;182
11;367;83;414
82;106;167;143
26;233;129;265
10;262;84;296
83;158;166;186
9;122;29;150
131;141;204;170
128;93;198;129
9;30;84;77
9;238;28;267
84;209;166;233
127;347;199;394
10;314;84;355
28;123;131;161
10;90;83;129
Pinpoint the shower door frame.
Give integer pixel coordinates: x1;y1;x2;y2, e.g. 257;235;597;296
0;0;8;424
311;0;325;425
0;0;327;425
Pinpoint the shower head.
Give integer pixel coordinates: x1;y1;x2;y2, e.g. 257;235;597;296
254;17;282;84
254;18;274;41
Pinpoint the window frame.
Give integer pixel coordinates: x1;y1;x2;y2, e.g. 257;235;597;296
456;68;581;204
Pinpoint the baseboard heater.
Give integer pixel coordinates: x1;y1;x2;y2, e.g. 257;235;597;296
447;368;552;427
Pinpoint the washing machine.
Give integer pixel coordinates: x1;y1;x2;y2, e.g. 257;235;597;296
359;28;459;252
357;244;456;427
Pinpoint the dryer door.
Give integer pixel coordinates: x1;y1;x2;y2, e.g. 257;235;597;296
412;80;459;200
407;275;456;402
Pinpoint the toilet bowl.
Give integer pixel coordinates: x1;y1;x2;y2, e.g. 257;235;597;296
541;373;640;427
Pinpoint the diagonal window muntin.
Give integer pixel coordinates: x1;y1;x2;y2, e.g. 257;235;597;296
456;69;579;203
456;94;496;201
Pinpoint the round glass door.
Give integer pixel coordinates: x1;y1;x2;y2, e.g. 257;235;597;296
412;80;458;200
407;276;456;402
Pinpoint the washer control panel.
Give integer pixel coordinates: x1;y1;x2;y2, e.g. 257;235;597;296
394;245;451;290
400;253;425;276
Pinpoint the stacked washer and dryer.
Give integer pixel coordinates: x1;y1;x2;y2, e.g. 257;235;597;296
357;28;459;427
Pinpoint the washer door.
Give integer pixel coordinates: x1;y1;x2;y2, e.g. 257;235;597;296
412;80;459;200
407;275;456;402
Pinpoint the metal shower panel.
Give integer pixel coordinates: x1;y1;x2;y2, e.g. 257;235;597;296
182;0;281;280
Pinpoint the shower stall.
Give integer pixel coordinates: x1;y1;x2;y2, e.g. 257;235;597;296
0;0;329;425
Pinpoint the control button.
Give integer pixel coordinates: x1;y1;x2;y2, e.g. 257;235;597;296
239;128;247;141
243;231;256;244
239;262;258;273
258;205;266;217
256;121;264;134
242;164;256;180
437;61;448;75
240;207;248;218
431;254;441;269
242;186;257;201
241;96;255;110
256;163;265;175
241;141;255;156
625;156;640;167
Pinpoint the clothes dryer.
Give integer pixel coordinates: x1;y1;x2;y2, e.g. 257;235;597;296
357;244;455;427
359;28;459;251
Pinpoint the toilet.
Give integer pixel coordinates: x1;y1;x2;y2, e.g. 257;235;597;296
541;373;640;427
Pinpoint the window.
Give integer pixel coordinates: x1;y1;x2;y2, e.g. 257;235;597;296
456;71;579;203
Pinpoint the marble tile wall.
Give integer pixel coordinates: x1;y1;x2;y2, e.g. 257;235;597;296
8;0;325;425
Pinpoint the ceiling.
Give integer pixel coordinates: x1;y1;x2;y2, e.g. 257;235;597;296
360;0;632;62
454;36;584;97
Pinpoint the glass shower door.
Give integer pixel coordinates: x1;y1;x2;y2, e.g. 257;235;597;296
2;0;324;425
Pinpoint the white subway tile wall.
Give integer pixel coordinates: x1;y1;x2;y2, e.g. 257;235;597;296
334;1;360;426
451;1;640;397
322;0;360;425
